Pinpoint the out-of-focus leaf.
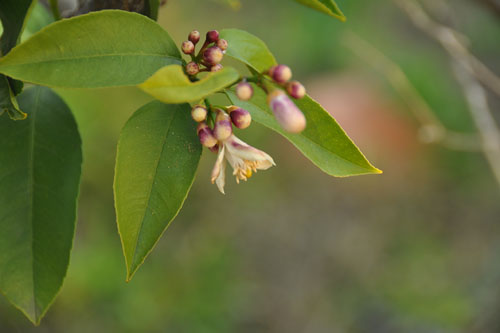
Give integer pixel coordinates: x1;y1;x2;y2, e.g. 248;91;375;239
294;0;346;21
226;87;380;177
220;29;277;73
0;86;82;324
0;74;25;120
21;1;54;42
0;0;34;55
145;0;160;20
0;10;181;88
139;65;239;103
114;101;202;281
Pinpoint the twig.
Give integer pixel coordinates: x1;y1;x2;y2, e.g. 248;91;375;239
343;32;482;152
394;0;500;98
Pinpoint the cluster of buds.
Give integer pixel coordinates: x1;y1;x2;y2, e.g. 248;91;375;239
182;30;228;76
191;103;274;194
265;64;307;133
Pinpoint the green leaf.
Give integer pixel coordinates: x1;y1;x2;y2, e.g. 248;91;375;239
0;0;35;55
0;10;181;88
294;0;346;21
0;86;82;324
220;29;277;73
114;101;202;281
0;74;26;120
226;86;381;177
21;1;54;42
145;0;160;20
139;64;239;104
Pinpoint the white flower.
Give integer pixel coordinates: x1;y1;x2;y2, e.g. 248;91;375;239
211;135;275;194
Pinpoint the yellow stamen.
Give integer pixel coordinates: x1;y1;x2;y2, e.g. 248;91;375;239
245;168;253;179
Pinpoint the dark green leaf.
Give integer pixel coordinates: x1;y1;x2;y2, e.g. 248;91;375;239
145;0;160;20
115;101;202;281
139;65;240;104
0;0;34;55
0;86;82;324
294;0;346;21
226;87;380;176
0;74;26;120
0;10;181;88
220;29;277;73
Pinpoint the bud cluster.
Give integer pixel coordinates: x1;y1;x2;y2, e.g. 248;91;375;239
191;103;252;150
267;64;306;99
181;30;228;76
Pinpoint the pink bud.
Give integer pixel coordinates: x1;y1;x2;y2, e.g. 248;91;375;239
191;105;207;122
213;110;232;141
267;90;306;133
206;30;219;43
235;82;253;101
209;144;219;153
269;64;292;84
203;46;224;66
188;30;200;44
286;80;306;99
181;41;195;54
197;123;217;148
227;106;252;129
211;64;223;72
185;62;199;75
217;39;228;51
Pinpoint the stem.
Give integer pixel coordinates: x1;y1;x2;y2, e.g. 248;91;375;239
49;0;61;20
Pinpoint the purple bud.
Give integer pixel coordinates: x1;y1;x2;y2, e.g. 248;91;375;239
206;30;219;43
197;123;218;148
213;110;232;141
210;64;223;72
286;80;306;99
228;106;252;129
181;41;195;54
191;105;207;122
217;39;228;51
203;46;224;66
269;64;292;84
235;82;253;101
188;30;200;44
267;90;306;133
185;61;199;75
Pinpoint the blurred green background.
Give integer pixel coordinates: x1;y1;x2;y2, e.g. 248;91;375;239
1;0;500;332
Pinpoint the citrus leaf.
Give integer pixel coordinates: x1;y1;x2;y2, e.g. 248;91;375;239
114;101;202;281
0;0;35;55
220;29;277;73
139;64;239;104
0;86;82;324
226;87;381;177
0;74;26;120
0;10;181;88
294;0;346;21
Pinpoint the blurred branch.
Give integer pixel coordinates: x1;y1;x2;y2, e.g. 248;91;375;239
343;32;482;152
394;0;500;98
475;0;500;18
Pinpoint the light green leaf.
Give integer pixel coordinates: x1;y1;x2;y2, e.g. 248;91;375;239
114;101;202;281
226;87;380;177
139;64;239;104
0;74;26;120
0;86;82;324
220;29;277;73
0;10;181;88
21;1;54;42
294;0;346;21
0;0;35;55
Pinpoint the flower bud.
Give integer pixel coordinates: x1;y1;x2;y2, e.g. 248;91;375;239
188;30;200;44
235;82;253;101
211;64;223;72
203;46;224;66
182;41;195;54
267;90;306;133
191;105;207;122
269;64;292;84
185;62;199;75
197;123;218;148
227;106;252;129
217;39;228;51
286;80;306;99
206;30;219;43
213;110;232;141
